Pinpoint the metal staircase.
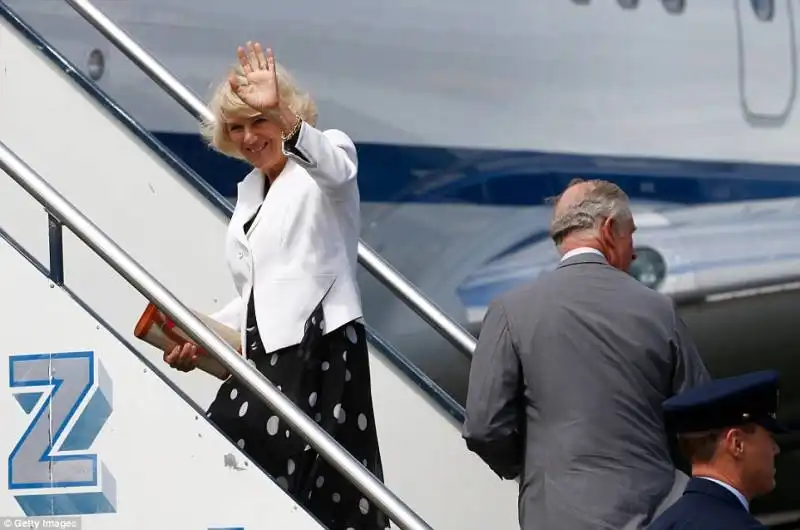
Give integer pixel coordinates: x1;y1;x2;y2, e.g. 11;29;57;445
0;1;522;528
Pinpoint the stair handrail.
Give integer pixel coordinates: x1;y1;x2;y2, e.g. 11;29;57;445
0;139;434;530
62;0;478;359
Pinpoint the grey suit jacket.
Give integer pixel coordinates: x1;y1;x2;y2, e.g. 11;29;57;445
462;252;710;530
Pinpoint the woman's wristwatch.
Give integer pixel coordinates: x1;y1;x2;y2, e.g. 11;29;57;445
282;113;303;145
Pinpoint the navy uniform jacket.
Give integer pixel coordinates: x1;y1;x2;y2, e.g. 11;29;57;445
648;477;767;529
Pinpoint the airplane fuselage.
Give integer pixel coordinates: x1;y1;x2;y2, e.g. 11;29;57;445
9;0;800;205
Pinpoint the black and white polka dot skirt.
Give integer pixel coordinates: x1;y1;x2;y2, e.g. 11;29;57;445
205;319;390;530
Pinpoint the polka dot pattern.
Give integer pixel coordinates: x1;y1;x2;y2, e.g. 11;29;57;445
204;301;389;529
266;416;279;436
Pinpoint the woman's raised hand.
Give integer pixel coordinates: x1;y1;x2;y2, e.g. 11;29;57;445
229;41;280;113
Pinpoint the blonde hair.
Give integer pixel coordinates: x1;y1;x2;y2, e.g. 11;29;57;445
199;54;318;160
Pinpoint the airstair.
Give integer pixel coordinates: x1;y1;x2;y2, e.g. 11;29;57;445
0;1;520;528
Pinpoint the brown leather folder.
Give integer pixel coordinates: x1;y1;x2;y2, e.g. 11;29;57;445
134;302;242;380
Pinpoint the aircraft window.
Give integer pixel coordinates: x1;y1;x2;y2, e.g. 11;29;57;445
751;0;774;22
618;0;639;9
629;247;667;290
662;0;686;15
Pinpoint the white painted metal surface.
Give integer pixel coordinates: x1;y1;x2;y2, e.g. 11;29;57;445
0;238;325;529
9;0;800;164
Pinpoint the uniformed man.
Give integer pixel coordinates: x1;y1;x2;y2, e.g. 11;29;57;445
648;370;786;529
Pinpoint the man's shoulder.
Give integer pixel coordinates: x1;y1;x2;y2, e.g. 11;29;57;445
648;497;704;530
492;263;678;329
648;491;761;530
491;273;551;309
506;262;671;300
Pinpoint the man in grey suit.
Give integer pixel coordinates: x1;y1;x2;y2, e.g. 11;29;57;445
462;179;711;530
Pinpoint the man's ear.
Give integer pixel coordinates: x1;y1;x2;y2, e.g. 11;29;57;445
723;428;746;459
600;217;617;242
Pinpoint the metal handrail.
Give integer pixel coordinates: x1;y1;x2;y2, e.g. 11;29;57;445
63;0;477;358
0;140;433;530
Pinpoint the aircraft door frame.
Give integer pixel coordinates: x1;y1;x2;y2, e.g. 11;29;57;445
734;0;798;127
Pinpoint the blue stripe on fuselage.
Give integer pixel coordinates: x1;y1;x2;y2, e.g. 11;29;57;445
152;131;800;206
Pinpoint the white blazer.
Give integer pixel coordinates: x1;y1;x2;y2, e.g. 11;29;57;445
210;122;363;355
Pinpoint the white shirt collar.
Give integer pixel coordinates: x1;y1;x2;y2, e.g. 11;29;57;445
699;477;749;511
560;247;604;262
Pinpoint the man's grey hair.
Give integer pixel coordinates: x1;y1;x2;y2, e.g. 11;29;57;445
548;178;632;246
